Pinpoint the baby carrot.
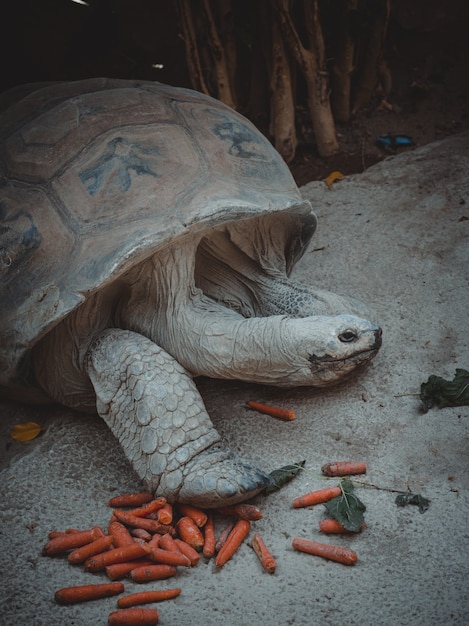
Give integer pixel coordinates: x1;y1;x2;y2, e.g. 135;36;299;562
202;513;216;559
131;528;153;542
144;545;191;567
68;535;114;564
251;533;277;574
109;520;135;547
42;527;98;556
319;519;366;534
85;542;148;572
292;486;342;508
55;582;124;605
246;400;295;421
117;588;181;608
156;503;173;525
177;503;208;527
105;560;155;581
321;461;367;476
176;516;205;551
108;607;159;626
127;498;167;518
292;537;358;565
158;533;180;552
174;538;201;566
215;522;234;553
218;503;263;521
215;519;250;567
130;564;177;583
113;510;174;535
108;492;154;507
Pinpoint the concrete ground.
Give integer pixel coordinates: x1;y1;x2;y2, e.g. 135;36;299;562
1;133;468;626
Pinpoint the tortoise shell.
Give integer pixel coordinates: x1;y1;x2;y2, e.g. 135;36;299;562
0;78;315;395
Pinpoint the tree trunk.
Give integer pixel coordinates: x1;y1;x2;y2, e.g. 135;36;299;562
276;0;339;157
351;0;391;114
331;0;359;123
177;0;210;95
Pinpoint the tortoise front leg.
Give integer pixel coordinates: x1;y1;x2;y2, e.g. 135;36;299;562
85;328;271;507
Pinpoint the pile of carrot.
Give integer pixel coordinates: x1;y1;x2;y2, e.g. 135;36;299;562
42;493;274;624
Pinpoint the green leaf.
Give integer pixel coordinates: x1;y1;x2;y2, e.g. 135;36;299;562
324;480;366;532
395;493;430;513
265;460;306;494
420;368;469;412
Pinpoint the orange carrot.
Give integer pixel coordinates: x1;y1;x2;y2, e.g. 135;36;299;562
105;559;155;581
174;538;201;566
117;588;181;608
48;531;66;539
68;535;114;564
321;461;367;476
218;503;263;521
113;509;174;535
215;522;234;553
292;537;358;565
215;519;250;567
156;503;173;525
55;582;124;605
175;516;205;551
85;542;148;572
158;533;180;553
144;545;191;567
130;564;177;583
42;527;99;556
292;486;342;508
251;533;277;574
246;400;295;421
108;492;153;508
131;528;153;542
319;519;366;534
108;607;159;626
177;503;208;527
127;498;167;518
109;520;135;547
202;513;216;559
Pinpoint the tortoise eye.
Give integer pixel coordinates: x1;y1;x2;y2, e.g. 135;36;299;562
339;330;358;343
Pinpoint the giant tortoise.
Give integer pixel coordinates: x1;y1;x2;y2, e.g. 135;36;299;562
0;78;382;506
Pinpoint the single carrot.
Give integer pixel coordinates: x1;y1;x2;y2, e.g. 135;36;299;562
215;519;251;567
177;503;208;527
202;513;216;559
113;509;175;535
117;588;181;608
215;522;234;553
108;492;154;508
292;486;342;508
175;516;205;551
130;564;177;583
319;519;366;534
55;582;124;605
246;400;295;421
144;545;191;567
292;537;358;565
85;542;148;572
105;560;155;581
68;535;114;564
174;538;201;566
109;520;135;547
218;503;263;521
158;533;180;553
131;528;153;542
48;531;66;539
42;527;99;556
127;498;167;518
156;502;173;525
147;534;161;549
108;607;159;626
321;461;367;476
251;533;277;574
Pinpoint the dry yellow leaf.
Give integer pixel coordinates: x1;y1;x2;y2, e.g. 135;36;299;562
10;421;42;442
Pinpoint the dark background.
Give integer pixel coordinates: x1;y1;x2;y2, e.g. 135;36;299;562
2;0;468;184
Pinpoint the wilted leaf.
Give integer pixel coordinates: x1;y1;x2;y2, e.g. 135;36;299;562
265;460;306;494
324;479;366;532
10;421;42;442
420;368;469;412
395;493;430;513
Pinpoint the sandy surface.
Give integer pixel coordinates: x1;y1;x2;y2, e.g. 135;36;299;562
1;133;468;626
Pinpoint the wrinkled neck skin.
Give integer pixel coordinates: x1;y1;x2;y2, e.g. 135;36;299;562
119;236;381;388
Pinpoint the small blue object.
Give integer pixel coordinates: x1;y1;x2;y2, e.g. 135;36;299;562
376;134;414;153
